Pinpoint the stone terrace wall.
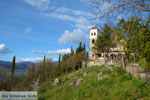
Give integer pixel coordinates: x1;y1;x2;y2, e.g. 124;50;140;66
82;60;150;82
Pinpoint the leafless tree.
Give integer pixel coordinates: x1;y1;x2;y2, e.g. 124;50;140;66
90;0;150;24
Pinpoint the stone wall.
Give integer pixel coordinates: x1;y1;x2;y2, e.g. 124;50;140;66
125;64;150;81
82;60;150;82
82;58;121;68
82;58;105;68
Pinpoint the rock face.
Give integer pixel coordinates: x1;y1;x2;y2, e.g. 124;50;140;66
97;71;103;78
83;72;87;76
53;78;59;85
136;67;145;73
97;66;113;80
139;73;146;80
105;66;114;71
126;66;133;74
69;82;74;88
98;75;109;80
76;78;84;86
31;79;39;91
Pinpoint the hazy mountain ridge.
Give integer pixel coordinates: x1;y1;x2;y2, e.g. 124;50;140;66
0;60;32;70
0;60;58;71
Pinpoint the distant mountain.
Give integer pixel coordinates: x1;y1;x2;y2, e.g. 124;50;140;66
0;60;32;70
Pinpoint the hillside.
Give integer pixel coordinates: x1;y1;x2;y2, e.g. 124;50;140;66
38;65;150;100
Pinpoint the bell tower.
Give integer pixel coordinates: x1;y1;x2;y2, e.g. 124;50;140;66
89;26;100;60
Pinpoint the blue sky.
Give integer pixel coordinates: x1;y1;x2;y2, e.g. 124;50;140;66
0;0;94;62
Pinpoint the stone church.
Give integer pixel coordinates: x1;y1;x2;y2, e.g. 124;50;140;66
89;26;125;61
82;26;125;67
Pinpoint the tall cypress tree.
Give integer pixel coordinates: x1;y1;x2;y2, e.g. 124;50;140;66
71;47;74;56
56;54;61;76
31;63;35;80
58;54;61;69
11;56;15;79
76;42;83;54
43;56;46;81
83;43;86;52
86;52;89;59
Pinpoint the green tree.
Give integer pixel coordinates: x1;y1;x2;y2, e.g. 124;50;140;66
71;47;74;56
62;54;67;61
86;52;89;59
26;63;35;84
115;17;150;70
55;54;61;76
11;56;16;79
58;54;61;69
43;56;46;81
94;24;113;59
76;42;83;54
36;56;46;83
83;43;86;52
31;63;35;80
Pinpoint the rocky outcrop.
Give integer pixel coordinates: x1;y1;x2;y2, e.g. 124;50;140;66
76;78;84;86
105;66;114;71
53;78;59;85
83;72;87;76
98;75;109;80
97;71;104;78
69;82;74;88
97;66;113;80
31;78;40;91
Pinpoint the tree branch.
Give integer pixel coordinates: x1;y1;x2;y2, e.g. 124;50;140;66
117;3;129;8
123;0;150;12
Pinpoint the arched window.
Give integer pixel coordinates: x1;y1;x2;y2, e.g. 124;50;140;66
94;32;96;36
92;39;95;44
91;33;93;36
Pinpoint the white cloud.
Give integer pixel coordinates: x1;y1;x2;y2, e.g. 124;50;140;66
17;57;43;62
59;29;88;44
45;13;91;44
24;0;50;10
16;57;57;62
50;7;92;17
32;48;71;55
0;44;12;56
24;27;32;34
0;44;5;50
45;13;91;30
45;13;76;22
44;7;93;44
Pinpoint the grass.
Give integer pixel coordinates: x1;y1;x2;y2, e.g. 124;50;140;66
38;65;150;100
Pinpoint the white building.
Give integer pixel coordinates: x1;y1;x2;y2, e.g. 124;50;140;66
89;26;125;60
89;26;101;60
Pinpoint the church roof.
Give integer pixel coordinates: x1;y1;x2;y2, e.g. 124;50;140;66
91;26;100;31
91;26;97;29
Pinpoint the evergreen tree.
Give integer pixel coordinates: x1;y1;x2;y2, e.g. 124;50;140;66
55;54;61;76
83;43;86;52
31;63;35;80
62;54;66;61
71;47;74;56
76;42;83;54
86;52;89;59
58;54;61;69
43;56;46;81
11;56;15;79
94;24;113;58
115;17;150;70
